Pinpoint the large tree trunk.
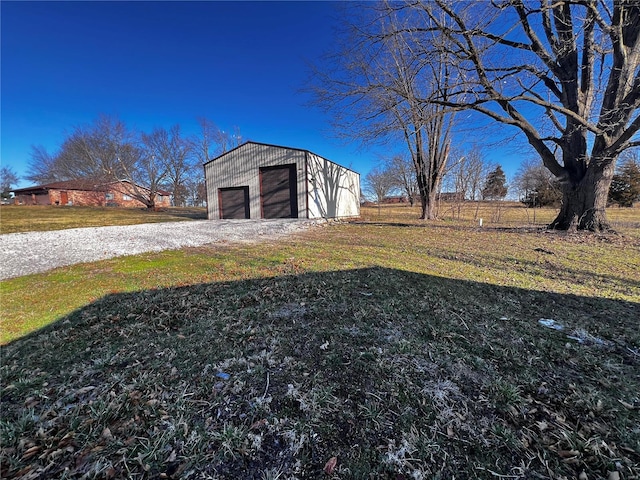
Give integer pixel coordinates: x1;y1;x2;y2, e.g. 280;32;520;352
417;181;440;219
549;162;614;232
417;172;429;219
419;191;438;219
414;127;449;220
416;167;438;220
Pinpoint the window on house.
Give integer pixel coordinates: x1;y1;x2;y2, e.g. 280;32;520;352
105;193;114;200
122;194;132;201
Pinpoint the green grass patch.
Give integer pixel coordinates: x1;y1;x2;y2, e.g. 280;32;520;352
1;211;639;479
0;205;206;234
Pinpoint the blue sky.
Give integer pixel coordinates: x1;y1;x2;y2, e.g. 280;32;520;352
2;1;525;191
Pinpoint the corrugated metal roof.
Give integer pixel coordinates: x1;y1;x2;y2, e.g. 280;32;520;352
203;141;360;176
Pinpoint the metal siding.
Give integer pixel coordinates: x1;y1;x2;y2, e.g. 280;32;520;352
306;153;360;219
205;143;306;219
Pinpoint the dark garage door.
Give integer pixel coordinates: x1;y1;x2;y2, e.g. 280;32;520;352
219;186;250;219
260;164;298;218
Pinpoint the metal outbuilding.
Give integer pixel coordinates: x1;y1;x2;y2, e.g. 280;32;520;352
204;141;360;220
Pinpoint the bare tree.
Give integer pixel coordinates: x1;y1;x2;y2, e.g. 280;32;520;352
1;166;19;200
125;146;168;209
27;146;60;184
214;125;243;154
444;147;487;198
389;30;456;219
142;125;192;206
27;117;137;185
514;157;562;208
184;173;207;207
190;118;243;166
464;148;489;204
57;116;139;182
394;0;640;231
310;1;457;220
385;154;418;206
364;166;396;207
27;115;166;208
187;118;244;208
443;146;489;218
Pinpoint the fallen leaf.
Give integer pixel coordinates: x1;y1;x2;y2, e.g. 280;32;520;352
250;419;267;430
535;420;549;431
76;386;96;395
24;397;39;408
557;449;580;458
13;466;33;477
166;449;177;463
324;456;338;475
618;399;637;410
22;445;41;460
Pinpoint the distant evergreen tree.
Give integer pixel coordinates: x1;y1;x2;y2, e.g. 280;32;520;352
482;165;508;200
609;155;640;207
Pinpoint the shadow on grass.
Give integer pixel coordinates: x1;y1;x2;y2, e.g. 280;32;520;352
2;267;639;479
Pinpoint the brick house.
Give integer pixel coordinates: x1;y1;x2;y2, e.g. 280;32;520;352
11;180;171;208
382;195;408;204
437;192;465;202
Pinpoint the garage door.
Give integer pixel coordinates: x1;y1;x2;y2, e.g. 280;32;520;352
219;186;250;219
260;164;298;218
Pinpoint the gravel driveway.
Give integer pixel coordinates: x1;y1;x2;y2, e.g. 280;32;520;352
0;219;315;280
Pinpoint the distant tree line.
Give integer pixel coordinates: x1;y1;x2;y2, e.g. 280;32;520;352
363;146;509;210
26;115;243;209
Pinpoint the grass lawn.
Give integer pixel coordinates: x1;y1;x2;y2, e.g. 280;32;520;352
0;205;207;234
1;205;639;479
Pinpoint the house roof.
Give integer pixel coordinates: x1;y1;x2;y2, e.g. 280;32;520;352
11;179;172;196
102;181;172;197
203;141;360;176
11;180;111;194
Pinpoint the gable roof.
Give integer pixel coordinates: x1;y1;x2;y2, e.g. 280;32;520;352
203;141;360;175
11;180;111;194
11;179;171;196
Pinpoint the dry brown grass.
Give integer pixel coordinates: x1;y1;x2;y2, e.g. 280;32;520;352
0;205;206;234
1;206;639;479
361;201;640;231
